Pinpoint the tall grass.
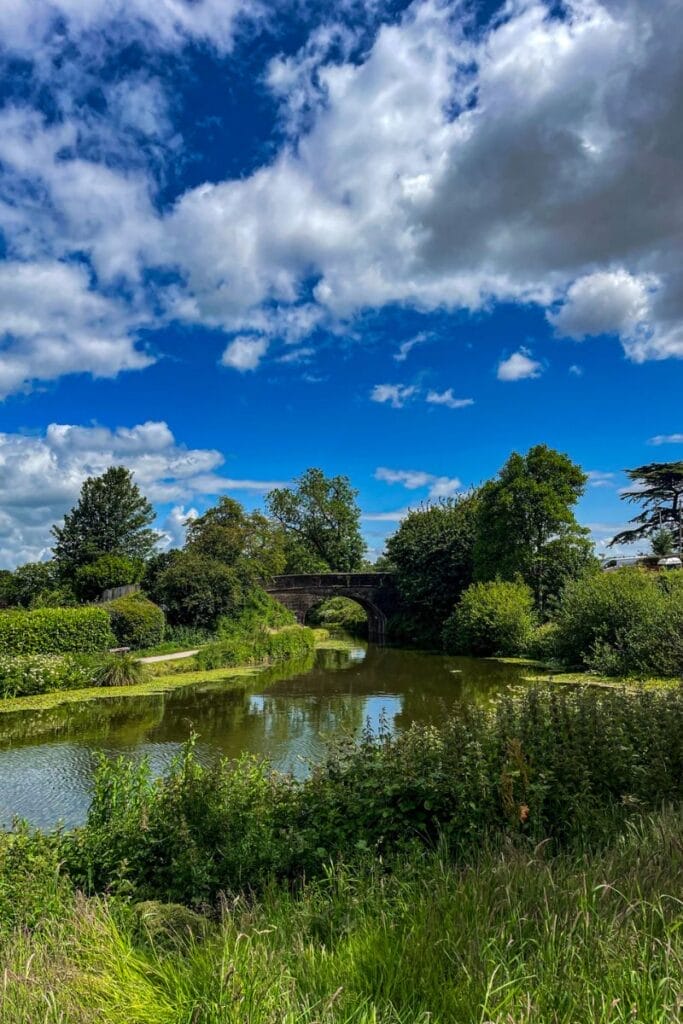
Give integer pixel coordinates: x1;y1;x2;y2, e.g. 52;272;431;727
1;810;682;1023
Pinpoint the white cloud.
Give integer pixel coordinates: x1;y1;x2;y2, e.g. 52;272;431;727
586;470;616;488
497;350;543;382
425;389;474;410
648;433;683;446
221;335;269;372
0;421;285;567
0;261;151;397
375;466;460;499
394;332;430;362
370;384;417;409
159;505;199;550
362;508;411;522
569;364;583;377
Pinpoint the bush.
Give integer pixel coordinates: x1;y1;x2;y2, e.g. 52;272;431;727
105;594;165;650
74;554;143;601
0;606;115;654
155;553;243;629
196;625;315;671
0;653;98;697
306;596;368;637
525;621;559;662
442;580;535;656
67;686;683;904
554;567;683;676
217;588;294;638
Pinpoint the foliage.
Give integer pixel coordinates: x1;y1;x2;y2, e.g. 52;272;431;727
554;567;683;676
0;560;60;608
94;653;151;688
306;596;368;636
474;445;595;614
610;461;683;551
105;593;165;649
651;527;676;557
153;552;244;628
74;553;144;601
52;466;159;577
185;496;286;580
196;624;315;671
216;587;295;637
525;621;560;662
385;494;479;646
2;811;683;1023
0;653;98;697
0;606;115;654
442;580;536;656
266;467;365;572
66;686;683;904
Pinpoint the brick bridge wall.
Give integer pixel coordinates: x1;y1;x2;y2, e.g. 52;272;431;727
265;572;396;644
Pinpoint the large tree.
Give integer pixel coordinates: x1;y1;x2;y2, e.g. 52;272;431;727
52;466;159;578
266;468;365;572
474;445;595;613
185;496;286;580
384;493;479;645
610;462;683;553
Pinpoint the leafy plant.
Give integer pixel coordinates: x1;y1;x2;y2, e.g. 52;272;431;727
442;580;536;656
94;653;150;688
74;553;144;601
0;606;115;654
105;593;165;649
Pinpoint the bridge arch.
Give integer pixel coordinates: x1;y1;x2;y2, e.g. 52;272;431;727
265;573;395;644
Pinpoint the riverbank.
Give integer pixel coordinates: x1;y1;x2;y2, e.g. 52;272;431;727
2;806;681;1024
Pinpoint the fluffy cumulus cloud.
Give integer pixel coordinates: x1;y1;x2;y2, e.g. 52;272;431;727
497;350;543;382
375;466;461;499
163;0;683;362
370;384;417;409
1;0;683;398
221;335;269;372
0;421;286;567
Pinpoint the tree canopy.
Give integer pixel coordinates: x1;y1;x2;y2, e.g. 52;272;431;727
266;468;365;572
52;467;159;578
610;462;683;552
185;496;286;581
473;445;595;613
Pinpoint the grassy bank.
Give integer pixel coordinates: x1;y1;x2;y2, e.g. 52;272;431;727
1;809;682;1023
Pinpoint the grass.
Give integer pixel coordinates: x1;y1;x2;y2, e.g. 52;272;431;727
1;808;682;1023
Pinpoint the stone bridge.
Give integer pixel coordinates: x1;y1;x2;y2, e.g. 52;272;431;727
265;572;396;644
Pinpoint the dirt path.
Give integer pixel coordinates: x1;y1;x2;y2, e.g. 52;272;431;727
138;649;200;664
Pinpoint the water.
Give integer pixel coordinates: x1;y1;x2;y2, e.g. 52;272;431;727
0;642;537;830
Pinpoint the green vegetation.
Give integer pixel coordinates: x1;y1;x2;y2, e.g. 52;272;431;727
442;579;536;656
197;624;315;670
105;593;166;649
74;552;144;600
0;605;115;654
266;467;365;572
307;595;369;636
385;493;479;646
93;653;151;688
0;653;99;698
610;460;683;552
1;808;681;1023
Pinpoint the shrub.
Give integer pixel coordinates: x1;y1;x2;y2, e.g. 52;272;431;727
525;622;559;662
67;686;683;904
105;594;165;650
196;625;315;670
94;653;150;687
554;567;683;676
155;553;243;628
74;554;143;601
442;580;535;656
0;606;115;654
0;653;98;697
306;596;368;637
217;588;294;638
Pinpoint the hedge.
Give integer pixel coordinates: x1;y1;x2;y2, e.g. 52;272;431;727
105;594;165;650
0;607;115;654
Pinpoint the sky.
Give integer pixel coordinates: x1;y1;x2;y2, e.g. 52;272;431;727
0;0;682;568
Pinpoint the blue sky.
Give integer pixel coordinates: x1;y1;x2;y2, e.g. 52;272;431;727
0;0;681;567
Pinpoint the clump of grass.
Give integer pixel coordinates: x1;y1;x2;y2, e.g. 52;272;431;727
94;653;150;688
1;809;682;1023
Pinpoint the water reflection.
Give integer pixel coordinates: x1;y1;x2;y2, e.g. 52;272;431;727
0;643;535;830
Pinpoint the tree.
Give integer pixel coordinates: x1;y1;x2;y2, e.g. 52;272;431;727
384;493;479;645
185;497;286;580
74;554;144;601
442;580;536;657
52;467;159;578
610;462;683;553
473;445;595;613
651;528;675;558
266;468;365;572
3;561;58;607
